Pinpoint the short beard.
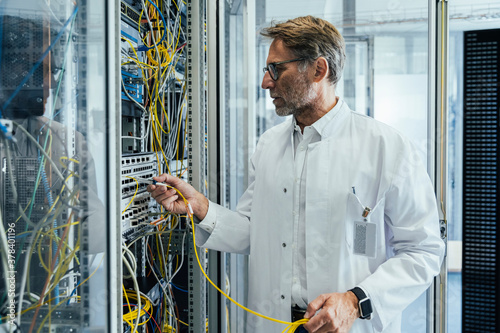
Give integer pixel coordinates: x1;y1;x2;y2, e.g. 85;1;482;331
275;74;316;118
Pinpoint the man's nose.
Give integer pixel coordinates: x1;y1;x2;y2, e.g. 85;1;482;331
261;71;275;90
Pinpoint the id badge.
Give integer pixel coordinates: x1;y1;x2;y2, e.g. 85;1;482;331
353;221;377;258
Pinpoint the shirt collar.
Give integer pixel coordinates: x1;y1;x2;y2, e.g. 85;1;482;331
292;98;344;139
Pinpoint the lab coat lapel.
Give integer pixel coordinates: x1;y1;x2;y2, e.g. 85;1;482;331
247;120;295;328
305;104;354;299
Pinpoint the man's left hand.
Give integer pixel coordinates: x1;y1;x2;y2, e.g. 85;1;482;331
302;292;359;333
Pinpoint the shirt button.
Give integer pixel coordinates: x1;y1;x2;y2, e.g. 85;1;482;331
282;243;286;247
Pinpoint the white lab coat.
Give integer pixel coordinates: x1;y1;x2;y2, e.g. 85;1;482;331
196;100;445;332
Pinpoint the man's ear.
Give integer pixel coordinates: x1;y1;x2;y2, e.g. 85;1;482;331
313;57;329;82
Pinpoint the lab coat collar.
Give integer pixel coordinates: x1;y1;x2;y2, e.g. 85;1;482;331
291;98;349;139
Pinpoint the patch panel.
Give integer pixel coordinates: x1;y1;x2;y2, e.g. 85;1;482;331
121;153;158;167
121;174;154;198
120;1;143;27
122;223;154;244
121;192;158;230
20;306;80;327
121;71;143;103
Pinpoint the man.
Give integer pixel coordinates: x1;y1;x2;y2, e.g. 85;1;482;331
148;16;444;333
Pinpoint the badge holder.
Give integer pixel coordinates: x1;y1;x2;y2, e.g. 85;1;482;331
353;207;377;258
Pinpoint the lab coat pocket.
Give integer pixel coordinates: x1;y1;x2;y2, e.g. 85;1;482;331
345;192;384;259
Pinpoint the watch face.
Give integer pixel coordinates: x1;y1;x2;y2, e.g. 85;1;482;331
359;298;373;319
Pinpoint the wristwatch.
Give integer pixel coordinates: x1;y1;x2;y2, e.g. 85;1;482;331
349;287;373;320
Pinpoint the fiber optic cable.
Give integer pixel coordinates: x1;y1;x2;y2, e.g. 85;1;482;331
137;0;167;51
156;185;309;332
27;208;77;333
122;176;140;214
33;254;103;332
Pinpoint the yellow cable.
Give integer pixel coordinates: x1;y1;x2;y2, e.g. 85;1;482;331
6;254;104;325
37;229;77;273
122;176;139;214
162;186;309;331
122;290;152;325
58;156;80;178
150;117;172;175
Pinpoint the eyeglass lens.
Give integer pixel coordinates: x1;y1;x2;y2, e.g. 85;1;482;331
263;64;278;80
268;64;277;80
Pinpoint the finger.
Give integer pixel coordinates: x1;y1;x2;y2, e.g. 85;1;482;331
304;316;327;333
150;187;169;202
305;295;327;319
162;194;179;210
154;173;182;188
147;184;156;193
153;173;169;183
303;314;328;333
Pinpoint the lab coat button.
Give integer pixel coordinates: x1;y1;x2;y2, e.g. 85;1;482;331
283;188;287;193
281;295;285;299
282;243;286;247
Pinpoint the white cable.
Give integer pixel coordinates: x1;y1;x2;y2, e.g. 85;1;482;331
122;248;140;333
121;76;148;114
47;272;81;295
144;233;178;329
140;0;163;77
122;243;138;279
16;224;42;327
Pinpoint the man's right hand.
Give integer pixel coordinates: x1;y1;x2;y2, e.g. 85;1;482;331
147;173;209;220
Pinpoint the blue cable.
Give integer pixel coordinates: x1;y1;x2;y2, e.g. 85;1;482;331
0;6;79;115
67;279;80;305
137;0;167;51
170;282;188;293
150;312;155;333
0;121;12;140
38;155;54;205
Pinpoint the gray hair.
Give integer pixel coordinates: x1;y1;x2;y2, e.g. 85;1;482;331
260;16;346;86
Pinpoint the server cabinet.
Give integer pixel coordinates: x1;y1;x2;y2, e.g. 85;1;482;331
0;0;116;331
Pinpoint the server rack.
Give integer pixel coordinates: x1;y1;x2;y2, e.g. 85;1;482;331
0;0;212;332
0;0;114;331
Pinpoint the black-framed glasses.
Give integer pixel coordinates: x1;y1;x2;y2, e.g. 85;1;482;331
262;58;306;81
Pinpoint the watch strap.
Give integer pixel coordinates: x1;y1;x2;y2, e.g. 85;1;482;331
349;287;373;320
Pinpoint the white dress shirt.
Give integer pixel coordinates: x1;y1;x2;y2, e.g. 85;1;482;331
290;101;341;308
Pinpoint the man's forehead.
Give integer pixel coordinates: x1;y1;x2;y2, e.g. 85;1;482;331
267;39;294;62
